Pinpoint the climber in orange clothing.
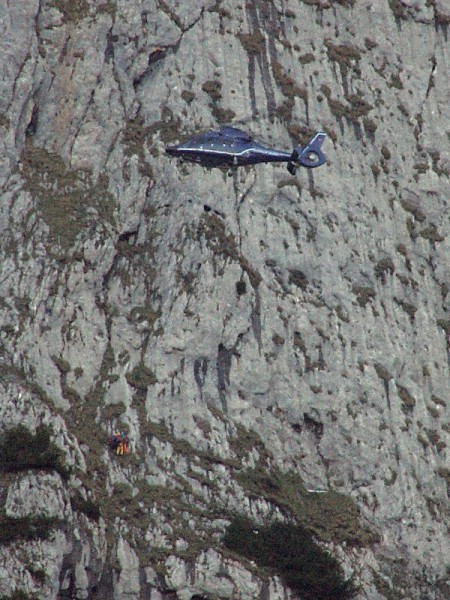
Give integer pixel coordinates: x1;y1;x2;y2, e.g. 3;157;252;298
109;431;130;455
109;431;121;452
122;433;129;454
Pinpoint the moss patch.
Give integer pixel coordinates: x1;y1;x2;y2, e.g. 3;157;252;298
197;213;262;288
49;0;90;23
326;41;361;73
352;285;376;307
272;61;308;121
122;116;155;178
126;363;157;391
1;592;38;600
374;258;395;283
229;423;270;462
181;90;195;104
202;80;223;101
237;31;265;54
397;385;416;414
21;140;116;249
139;106;188;147
388;0;408;20
419;224;445;242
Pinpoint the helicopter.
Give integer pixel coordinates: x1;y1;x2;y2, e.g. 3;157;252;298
166;126;327;175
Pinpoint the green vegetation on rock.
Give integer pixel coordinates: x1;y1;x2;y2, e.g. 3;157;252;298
21;140;116;249
126;363;157;390
49;0;90;22
224;516;357;599
235;467;379;546
237;31;265;54
0;512;60;545
0;425;69;479
197;213;262;288
70;491;101;521
0;591;38;600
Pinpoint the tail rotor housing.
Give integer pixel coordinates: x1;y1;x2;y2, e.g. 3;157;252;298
289;132;327;171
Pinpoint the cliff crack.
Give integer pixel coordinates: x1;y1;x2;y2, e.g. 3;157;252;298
425;55;437;99
216;342;240;413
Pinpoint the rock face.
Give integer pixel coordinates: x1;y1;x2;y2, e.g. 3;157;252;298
0;0;449;598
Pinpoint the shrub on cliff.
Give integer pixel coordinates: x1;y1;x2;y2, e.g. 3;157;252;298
0;424;69;479
0;512;60;545
224;516;356;600
1;591;38;600
70;491;101;521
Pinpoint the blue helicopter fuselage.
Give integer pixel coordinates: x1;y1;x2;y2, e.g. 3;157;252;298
166;127;291;167
166;126;327;173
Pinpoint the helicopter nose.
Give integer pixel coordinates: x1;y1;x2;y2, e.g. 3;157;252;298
165;146;178;156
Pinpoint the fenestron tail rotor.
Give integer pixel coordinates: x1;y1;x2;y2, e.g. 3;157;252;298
288;132;327;172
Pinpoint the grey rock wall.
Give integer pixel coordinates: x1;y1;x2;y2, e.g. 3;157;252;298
0;0;449;598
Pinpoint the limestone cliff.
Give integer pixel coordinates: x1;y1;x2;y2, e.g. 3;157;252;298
0;0;449;598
